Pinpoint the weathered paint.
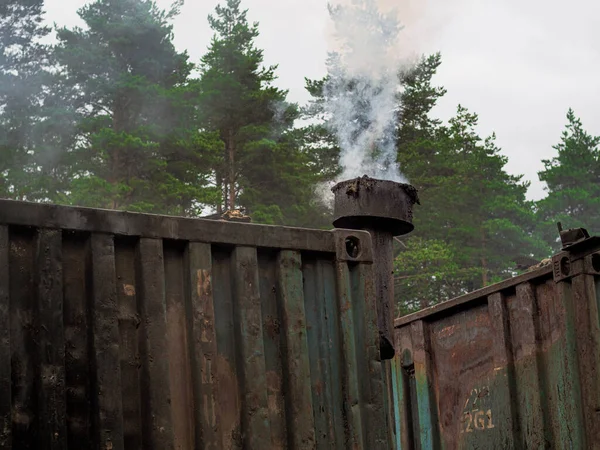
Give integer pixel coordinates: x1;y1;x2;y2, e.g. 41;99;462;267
276;250;315;449
0;199;391;450
391;359;402;450
185;243;222;449
319;259;346;448
411;320;438;450
302;257;333;448
0;226;11;448
36;229;67;450
393;239;600;449
63;233;93;448
90;233;125;450
258;250;287;449
336;261;365;448
232;246;272;449
352;262;389;448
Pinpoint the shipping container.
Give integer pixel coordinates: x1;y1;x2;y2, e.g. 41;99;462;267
0;198;395;450
393;228;600;449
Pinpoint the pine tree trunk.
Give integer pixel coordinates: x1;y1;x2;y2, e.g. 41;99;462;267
216;170;223;215
481;228;489;286
111;98;125;210
227;129;236;210
110;144;119;209
420;260;429;310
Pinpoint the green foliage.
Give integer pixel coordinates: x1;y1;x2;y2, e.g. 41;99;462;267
198;0;329;226
394;238;483;316
394;55;550;314
304;52;551;313
0;0;51;200
300;78;342;181
198;0;289;212
51;0;214;214
536;109;600;250
238;128;333;227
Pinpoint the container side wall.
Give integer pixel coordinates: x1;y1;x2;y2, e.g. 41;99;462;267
0;201;386;450
394;262;600;449
36;229;67;450
9;227;39;449
185;242;222;450
0;226;11;448
258;250;287;449
63;232;92;449
506;283;545;448
277;250;315;450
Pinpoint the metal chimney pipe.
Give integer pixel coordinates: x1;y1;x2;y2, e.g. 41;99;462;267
332;175;419;360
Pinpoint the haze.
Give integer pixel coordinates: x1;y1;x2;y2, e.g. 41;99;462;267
43;0;600;200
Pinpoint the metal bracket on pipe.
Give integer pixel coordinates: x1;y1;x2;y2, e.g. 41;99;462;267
553;250;600;283
333;229;374;263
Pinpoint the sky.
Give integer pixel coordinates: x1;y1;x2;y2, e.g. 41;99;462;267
42;0;600;200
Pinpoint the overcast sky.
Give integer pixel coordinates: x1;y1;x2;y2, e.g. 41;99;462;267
43;0;600;200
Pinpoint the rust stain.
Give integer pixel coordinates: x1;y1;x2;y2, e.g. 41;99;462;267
9;241;27;257
265;370;287;448
122;284;135;296
438;324;457;339
264;316;280;340
535;280;564;352
217;355;241;450
267;394;278;414
428;305;495;447
196;269;215;345
167;302;194;450
314;380;324;396
197;269;212;299
204;393;217;429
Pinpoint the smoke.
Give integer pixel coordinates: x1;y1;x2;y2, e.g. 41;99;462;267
323;0;426;184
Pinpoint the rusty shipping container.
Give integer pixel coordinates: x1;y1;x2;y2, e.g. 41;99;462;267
393;228;600;449
0;176;420;450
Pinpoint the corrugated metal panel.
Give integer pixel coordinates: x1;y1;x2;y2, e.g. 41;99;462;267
392;240;600;449
0;199;392;450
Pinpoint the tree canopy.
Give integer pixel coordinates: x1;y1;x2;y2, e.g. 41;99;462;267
197;0;332;225
393;55;549;313
50;0;218;214
0;0;594;315
0;0;51;200
536;109;600;250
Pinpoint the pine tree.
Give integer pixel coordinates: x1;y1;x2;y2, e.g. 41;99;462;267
238;125;334;227
441;107;547;284
198;0;291;213
395;105;548;310
198;0;326;226
394;238;482;315
393;56;549;312
0;0;51;200
52;0;215;214
396;53;447;185
537;109;600;249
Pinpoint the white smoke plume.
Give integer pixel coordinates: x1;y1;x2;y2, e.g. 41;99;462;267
323;0;426;183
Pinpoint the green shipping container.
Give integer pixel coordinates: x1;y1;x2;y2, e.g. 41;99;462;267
0;199;393;450
7;194;600;449
393;230;600;449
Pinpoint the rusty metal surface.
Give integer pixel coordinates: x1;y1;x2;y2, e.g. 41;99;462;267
393;238;600;449
0;201;392;450
332;176;419;360
333;176;419;450
0;199;337;252
331;175;419;236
